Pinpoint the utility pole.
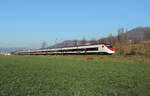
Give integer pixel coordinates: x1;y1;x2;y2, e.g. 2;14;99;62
55;38;57;56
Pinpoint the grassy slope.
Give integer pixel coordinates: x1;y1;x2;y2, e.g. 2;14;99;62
0;56;150;96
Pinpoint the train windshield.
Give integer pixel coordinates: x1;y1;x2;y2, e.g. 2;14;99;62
105;43;112;48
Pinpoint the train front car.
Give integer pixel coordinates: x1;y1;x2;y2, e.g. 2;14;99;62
100;43;115;55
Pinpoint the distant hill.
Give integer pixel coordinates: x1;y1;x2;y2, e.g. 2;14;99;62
127;27;150;41
99;27;150;42
47;40;91;49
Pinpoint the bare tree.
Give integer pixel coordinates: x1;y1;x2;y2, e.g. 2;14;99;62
99;37;107;43
118;27;125;43
125;27;129;42
81;37;87;45
145;32;150;40
64;42;68;47
107;33;114;44
73;40;78;47
89;38;97;44
41;41;48;49
117;28;121;42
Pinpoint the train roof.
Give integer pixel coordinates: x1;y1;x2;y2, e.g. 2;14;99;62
42;43;111;49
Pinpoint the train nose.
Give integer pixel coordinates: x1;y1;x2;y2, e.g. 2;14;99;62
109;48;115;51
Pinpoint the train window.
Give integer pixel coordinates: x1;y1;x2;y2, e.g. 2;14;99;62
67;49;78;51
47;47;98;52
105;44;112;48
78;49;85;51
86;47;98;51
67;48;85;51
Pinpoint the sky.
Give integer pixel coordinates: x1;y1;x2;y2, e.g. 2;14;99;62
0;0;150;48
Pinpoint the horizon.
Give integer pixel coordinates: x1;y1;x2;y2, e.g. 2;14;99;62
0;0;150;48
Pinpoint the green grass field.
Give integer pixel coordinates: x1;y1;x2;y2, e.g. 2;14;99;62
0;56;150;96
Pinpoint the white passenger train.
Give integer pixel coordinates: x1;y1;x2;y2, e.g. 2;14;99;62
16;43;115;55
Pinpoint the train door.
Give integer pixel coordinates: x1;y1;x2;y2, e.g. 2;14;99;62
85;48;87;55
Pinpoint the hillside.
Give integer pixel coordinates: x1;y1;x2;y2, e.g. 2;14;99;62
127;27;150;41
48;40;91;49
